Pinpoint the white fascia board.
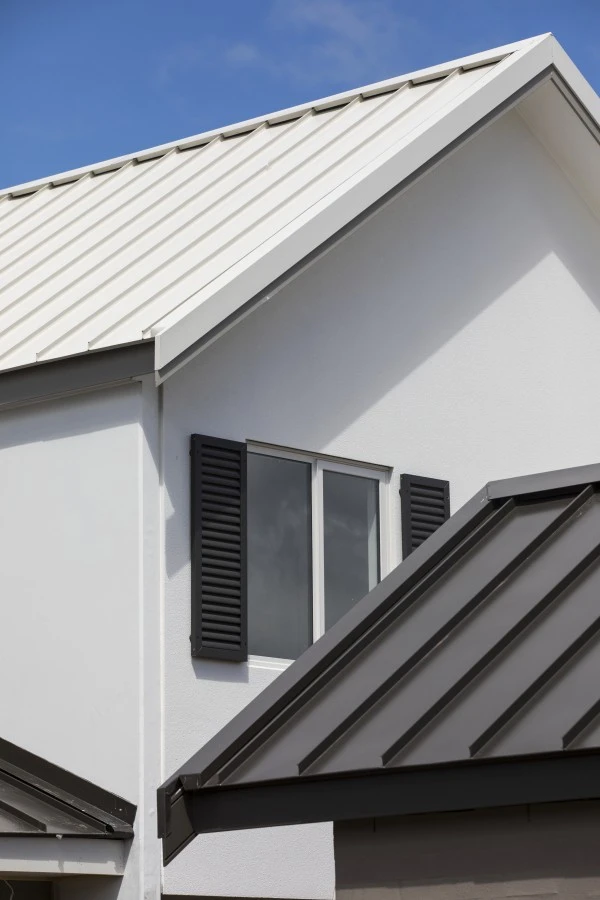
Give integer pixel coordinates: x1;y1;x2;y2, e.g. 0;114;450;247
0;36;547;200
549;35;600;123
0;837;126;876
154;36;555;376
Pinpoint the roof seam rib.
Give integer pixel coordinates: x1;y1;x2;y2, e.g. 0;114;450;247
0;157;156;275
9;99;351;363
471;608;600;756
563;697;600;748
35;112;323;357
381;492;600;766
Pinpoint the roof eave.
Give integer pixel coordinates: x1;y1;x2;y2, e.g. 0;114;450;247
0;342;154;411
159;748;600;863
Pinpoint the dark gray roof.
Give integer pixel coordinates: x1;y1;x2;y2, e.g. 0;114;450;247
159;463;600;863
0;736;135;839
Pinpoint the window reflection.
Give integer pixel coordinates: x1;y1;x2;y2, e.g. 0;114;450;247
323;471;379;630
247;453;312;659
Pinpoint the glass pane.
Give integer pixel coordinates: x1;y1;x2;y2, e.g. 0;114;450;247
323;471;380;630
247;453;312;659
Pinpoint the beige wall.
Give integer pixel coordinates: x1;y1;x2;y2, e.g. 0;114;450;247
335;802;600;899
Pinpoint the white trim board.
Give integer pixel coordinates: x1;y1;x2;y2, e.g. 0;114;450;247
0;838;126;877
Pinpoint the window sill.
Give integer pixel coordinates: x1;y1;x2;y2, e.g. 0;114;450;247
248;655;293;672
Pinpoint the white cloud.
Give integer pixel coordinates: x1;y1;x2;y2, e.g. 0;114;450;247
276;0;396;45
156;41;204;89
224;42;262;66
267;0;422;86
154;0;424;113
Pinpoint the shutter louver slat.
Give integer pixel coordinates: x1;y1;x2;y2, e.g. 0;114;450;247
203;566;241;578
400;473;450;558
191;434;247;660
202;524;241;537
411;512;446;525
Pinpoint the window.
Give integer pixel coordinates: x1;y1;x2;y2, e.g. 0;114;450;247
190;434;449;663
247;446;389;660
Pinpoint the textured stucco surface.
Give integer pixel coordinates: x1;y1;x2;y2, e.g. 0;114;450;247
336;802;600;899
0;381;162;900
162;107;600;897
0;385;141;797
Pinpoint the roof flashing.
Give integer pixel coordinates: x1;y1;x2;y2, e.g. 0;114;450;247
487;462;600;500
0;736;135;839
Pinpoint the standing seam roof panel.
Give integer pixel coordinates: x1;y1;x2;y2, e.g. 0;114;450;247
220;494;588;783
0;61;501;371
27;88;413;357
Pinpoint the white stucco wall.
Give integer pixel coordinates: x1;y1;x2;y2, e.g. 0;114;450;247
0;381;162;900
162;106;600;898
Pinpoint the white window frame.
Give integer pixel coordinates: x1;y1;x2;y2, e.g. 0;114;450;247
246;441;392;663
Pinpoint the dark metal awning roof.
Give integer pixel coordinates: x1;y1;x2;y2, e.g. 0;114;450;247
159;463;600;863
0;736;135;839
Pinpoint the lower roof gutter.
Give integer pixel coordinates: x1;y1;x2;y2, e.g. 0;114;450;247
0;341;155;410
158;748;600;864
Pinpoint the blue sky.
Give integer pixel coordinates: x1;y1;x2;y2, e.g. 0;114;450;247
2;0;599;190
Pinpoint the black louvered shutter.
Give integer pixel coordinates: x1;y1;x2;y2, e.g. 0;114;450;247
400;474;450;558
191;434;247;660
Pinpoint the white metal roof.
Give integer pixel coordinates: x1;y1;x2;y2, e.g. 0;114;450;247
0;34;596;379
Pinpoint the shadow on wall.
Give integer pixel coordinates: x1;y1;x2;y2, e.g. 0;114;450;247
163;109;600;585
1;878;126;900
0;383;140;452
53;876;124;900
1;883;52;900
191;656;251;685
